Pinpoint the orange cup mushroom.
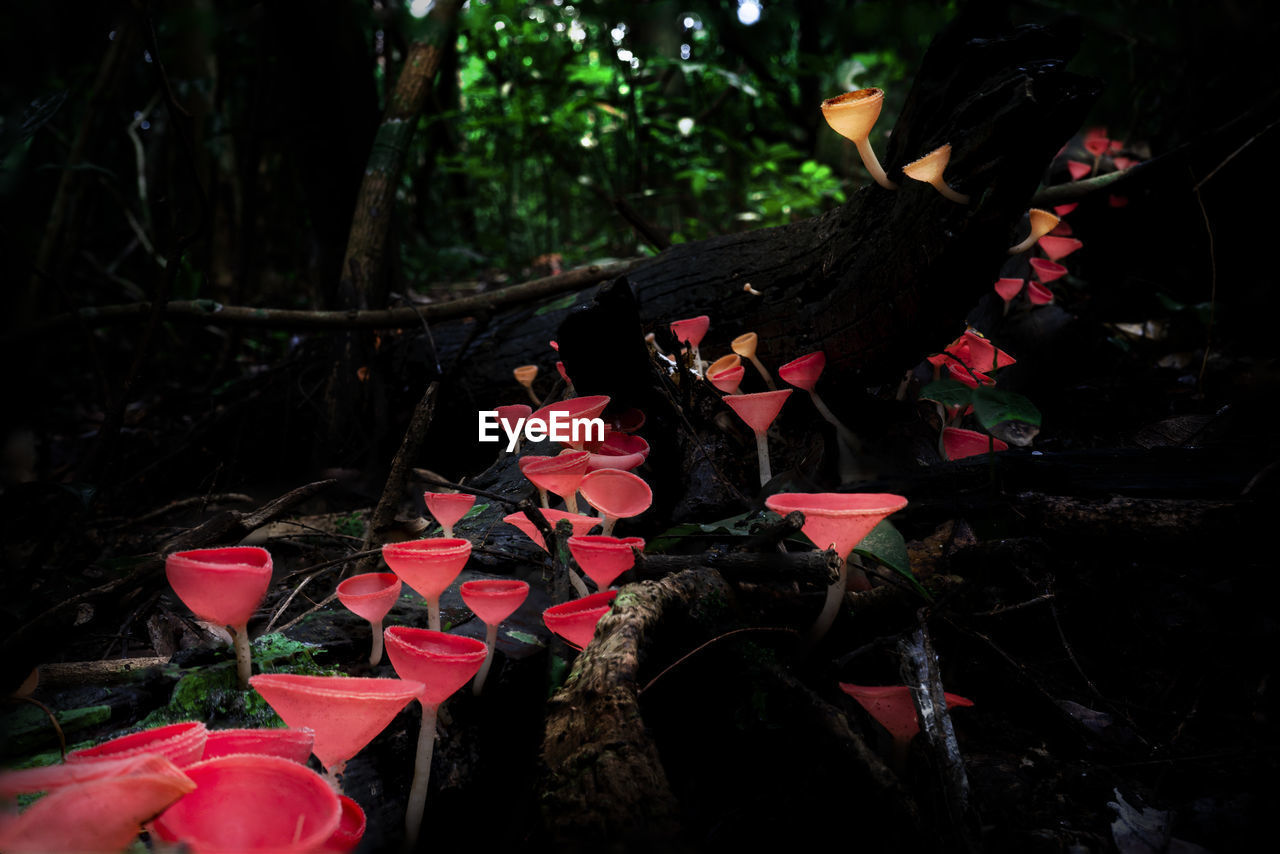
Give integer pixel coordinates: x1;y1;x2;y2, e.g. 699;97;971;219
731;332;777;390
1007;208;1060;255
820;88;897;190
513;364;541;405
902;143;968;204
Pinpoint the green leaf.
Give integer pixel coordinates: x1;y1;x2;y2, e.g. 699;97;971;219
972;386;1042;429
920;379;973;407
853;520;930;599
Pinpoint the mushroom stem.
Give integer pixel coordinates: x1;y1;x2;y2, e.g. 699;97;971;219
599;515;618;538
232;624;252;690
808;390;861;454
525;387;542;406
747;355;776;390
855;137;897;190
404;703;439;850
932;179;969;205
564;492;579;514
568;567;590;598
426;598;441;632
808;559;847;646
473;623;499;696
754;430;773;486
368;618;384;666
441;522;454;539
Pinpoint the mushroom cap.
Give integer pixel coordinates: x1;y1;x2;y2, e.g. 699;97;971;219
201;727;316;764
708;363;745;394
381;538;471;601
150;754;342;854
519;449;592;498
820;87;885;142
586;431;650;472
1029;257;1068;284
336;572;402;624
496;403;533;429
838;683;974;744
670;315;710;348
1026;208;1060;240
944;362;995;389
0;753;185;799
1037;235;1083;261
513;365;539;385
460;578;530;626
532;394;612;450
327;795;367;853
993;278;1024;302
0;756;195;853
1066;160;1092;180
503;509;601;551
165;546;272;629
383;627;488;709
765;492;908;560
567;535;645;588
942;427;1010;461
706;353;741;376
542;590;618;650
578;469;653;522
778;351;826;392
1027;280;1056;305
1054;203;1078;217
902;143;954;184
611;407;647;433
730;331;759;359
724;389;792;434
423;492;476;533
66;720;208;768
248;674;423;771
946;330;1015;372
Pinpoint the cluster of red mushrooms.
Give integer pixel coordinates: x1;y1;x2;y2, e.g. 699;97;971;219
0;85;1068;853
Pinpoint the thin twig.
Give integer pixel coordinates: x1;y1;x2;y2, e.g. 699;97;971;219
638;626;799;697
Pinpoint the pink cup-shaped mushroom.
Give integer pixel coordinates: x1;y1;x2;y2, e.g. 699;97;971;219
495;404;533;454
0;755;195;854
382;538;471;631
1029;257;1067;284
543;589;618;650
150;754;341;854
567;535;645;589
383;628;488;849
578;469;653;537
670;315;710;376
324;795;367;852
248;674;422;779
708;363;745;394
423;492;476;538
778;351;861;452
724;389;792;486
1027;280;1056;305
943;330;1015;373
765;492;908;643
460;578;530;695
202;727;316;764
531;394;611;451
165;546;273;689
586;431;650;472
942;427;1010;461
336;572;402;665
838;682;973;768
994;278;1024;314
1038;235;1083;261
504;508;601;552
519;449;591;512
67;720;208;768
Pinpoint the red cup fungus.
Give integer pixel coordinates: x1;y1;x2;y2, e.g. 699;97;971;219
460;578;530;695
578;468;653;537
724;389;792;486
423;491;476;538
542;589;619;650
381;537;472;631
336;572;403;664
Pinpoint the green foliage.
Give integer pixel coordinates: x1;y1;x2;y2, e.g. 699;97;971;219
972;386;1043;430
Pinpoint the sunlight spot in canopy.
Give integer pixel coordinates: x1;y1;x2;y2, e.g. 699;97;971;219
737;0;762;26
677;117;695;137
409;0;433;19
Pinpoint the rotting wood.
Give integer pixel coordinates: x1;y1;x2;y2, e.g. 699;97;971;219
541;567;736;845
